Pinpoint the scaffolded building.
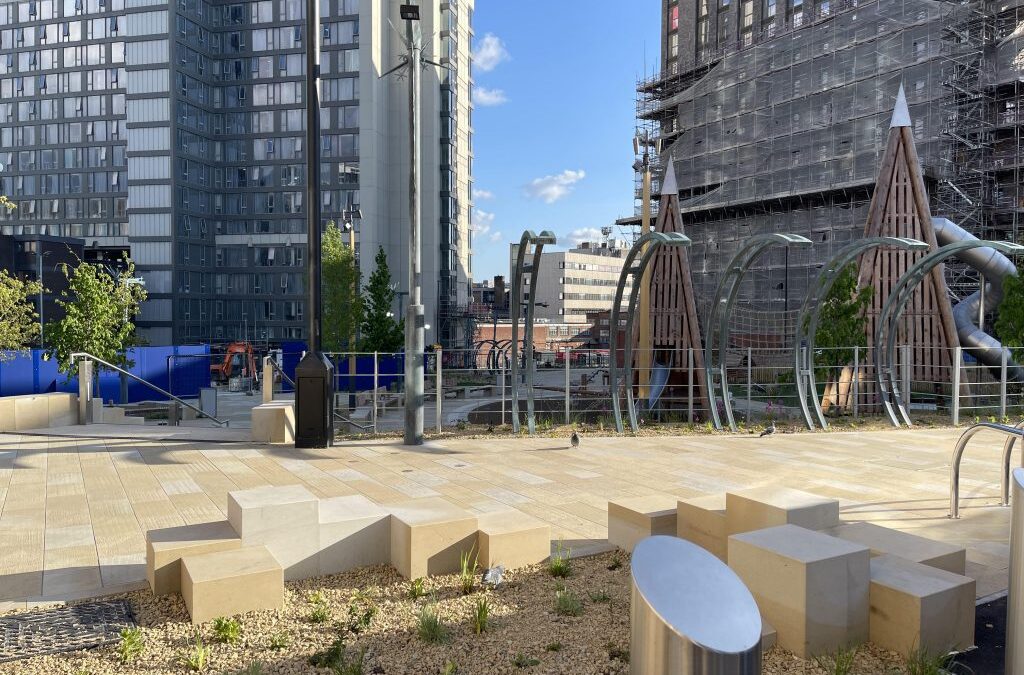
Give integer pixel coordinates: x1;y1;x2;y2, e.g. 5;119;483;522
638;0;1024;349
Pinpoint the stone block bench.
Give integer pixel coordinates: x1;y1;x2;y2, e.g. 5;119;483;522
477;510;551;569
228;484;320;581
677;493;728;561
607;495;678;553
828;521;967;575
146;520;241;596
729;524;869;658
726;486;840;536
390;497;478;578
251;401;295;444
181;545;283;624
318;494;391;576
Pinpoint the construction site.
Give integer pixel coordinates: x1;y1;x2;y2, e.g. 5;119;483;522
635;0;1024;352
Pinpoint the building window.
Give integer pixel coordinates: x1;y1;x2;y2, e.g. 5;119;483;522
669;5;679;30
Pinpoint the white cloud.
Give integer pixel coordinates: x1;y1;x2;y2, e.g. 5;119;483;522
567;227;604;246
524;169;586;204
472;208;496;235
488;231;503;243
472;86;508;107
473;188;494;201
472;33;510;72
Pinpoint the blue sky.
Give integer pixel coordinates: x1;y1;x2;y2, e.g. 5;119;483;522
468;2;661;281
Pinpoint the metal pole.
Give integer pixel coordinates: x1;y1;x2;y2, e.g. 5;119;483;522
403;18;425;446
637;157;652;401
348;227;357;411
1002;348;1009;421
853;345;860;419
902;344;911;412
304;0;322;353
500;364;506;425
37;249;43;348
436;348;442;433
564;347;571;425
687;347;694;424
372;351;378;434
746;347;752;424
1006;467;1024;673
953;346;962;426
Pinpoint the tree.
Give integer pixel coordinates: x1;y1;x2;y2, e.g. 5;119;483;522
812;263;873;406
321;221;364;353
0;195;15;212
0;270;41;360
996;270;1024;363
46;257;147;376
360;246;404;353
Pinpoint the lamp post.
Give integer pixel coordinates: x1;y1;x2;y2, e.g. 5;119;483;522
36;248;52;349
342;206;360;412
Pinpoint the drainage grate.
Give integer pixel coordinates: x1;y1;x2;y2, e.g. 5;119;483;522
0;600;136;663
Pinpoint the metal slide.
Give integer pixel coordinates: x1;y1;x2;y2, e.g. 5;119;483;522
645;360;671;410
932;217;1024;382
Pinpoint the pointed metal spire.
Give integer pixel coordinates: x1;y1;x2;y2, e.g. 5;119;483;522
890;83;911;128
660;154;678;198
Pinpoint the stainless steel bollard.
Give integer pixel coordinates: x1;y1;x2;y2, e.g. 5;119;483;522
631;536;762;674
1008;468;1024;674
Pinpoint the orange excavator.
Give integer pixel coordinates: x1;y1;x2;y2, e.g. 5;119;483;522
210;342;258;383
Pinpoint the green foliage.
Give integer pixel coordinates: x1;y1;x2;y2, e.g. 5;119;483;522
0;270;41;358
812;263;873;371
554;588;583;616
471;596;490;634
997;271;1024;362
359;246;403;353
606;642;629;663
211;617;241;644
45;257;146;377
549;540;572;578
416;604;449;644
408;577;427;599
606;554;623;571
588;588;611;603
0;195;16;211
231;662;263;675
544;642;562;652
178;633;211;672
440;662;459;675
309;637;365;674
459;545;478;595
813;645;858;675
902;647;957;675
322;220;363;353
267;632;290;650
308;591;331;624
342;591;376;635
116;627;144;664
512;653;540;668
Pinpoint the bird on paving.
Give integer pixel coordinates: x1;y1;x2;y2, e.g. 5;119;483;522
570;431;580;449
760;421;776;437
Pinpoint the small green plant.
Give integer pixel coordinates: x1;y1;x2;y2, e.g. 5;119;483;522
459;545;479;595
606;642;629;663
441;661;459;675
308;591;331;624
211;616;241;644
471;596;490;634
813;645;858;675
588;588;611;603
606;554;623;571
232;662;264;675
268;632;290;650
408;577;427;599
178;633;211;672
554;588;583;617
342;591;377;635
512;653;540;668
549;540;572;578
902;646;958;675
417;604;449;644
116;627;144;664
309;637;365;674
544;642;562;652
455;418;468;431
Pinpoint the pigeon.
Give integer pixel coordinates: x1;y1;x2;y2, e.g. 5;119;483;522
760;421;776;438
570;431;580;449
482;565;504;588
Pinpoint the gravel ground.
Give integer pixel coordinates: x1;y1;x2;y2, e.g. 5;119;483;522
0;551;924;675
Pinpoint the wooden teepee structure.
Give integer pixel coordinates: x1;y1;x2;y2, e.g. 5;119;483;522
645;159;710;413
856;84;960;393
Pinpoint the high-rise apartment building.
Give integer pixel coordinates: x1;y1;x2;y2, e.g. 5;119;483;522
639;0;1024;339
0;0;474;348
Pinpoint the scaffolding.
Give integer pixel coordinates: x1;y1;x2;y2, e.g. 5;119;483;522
636;0;1024;350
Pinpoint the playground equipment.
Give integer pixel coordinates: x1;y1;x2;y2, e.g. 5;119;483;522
705;233;813;432
793;237;928;430
509;230;556;435
609;231;691;434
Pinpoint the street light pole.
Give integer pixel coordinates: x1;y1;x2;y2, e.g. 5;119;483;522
36;248;44;349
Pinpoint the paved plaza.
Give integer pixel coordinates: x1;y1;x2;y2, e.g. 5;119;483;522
0;425;1013;611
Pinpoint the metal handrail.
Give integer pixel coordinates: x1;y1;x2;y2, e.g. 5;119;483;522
71;351;230;427
949;421;1024;518
267;358;295;388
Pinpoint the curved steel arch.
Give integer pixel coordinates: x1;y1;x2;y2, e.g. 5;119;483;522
794;237;928;430
876;239;1024;427
609;231;692;434
510;230;557;434
705;233;813;432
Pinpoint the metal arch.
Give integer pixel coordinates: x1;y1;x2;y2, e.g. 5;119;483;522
609;232;692;434
705;233;813;432
794;237;928;430
875;239;1024;427
510;229;556;434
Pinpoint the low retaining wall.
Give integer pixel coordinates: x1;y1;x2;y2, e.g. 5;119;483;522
0;392;79;432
